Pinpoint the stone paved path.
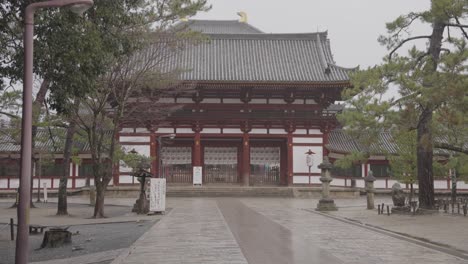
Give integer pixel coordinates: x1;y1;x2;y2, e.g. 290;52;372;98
29;249;122;264
111;198;467;264
112;199;247;264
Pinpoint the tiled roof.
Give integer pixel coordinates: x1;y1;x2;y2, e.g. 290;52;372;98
327;129;466;156
178;19;263;34
156;20;354;83
0;129;111;153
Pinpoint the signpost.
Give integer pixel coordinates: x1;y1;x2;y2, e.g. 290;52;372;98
193;166;202;186
305;149;315;185
149;178;166;213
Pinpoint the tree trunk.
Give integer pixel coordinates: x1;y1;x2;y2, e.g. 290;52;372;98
93;181;106;218
416;20;445;209
25;79;49;207
417;108;434;209
57;100;80;215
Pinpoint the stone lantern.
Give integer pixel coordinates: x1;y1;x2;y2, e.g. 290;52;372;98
364;170;376;210
316;156;337;211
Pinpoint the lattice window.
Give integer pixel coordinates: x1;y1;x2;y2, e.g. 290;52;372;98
161;147;192;165
204;147;237;165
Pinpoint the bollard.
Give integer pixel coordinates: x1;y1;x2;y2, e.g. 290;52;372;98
43;183;48;203
387;205;390;216
10;218;14;241
452;202;455;214
464;205;467;217
444;203;448;213
458;203;460;214
378;204;381;215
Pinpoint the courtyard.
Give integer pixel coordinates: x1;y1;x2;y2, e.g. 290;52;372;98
1;196;468;264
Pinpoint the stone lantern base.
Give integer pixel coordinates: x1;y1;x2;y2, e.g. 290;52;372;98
316;198;337;211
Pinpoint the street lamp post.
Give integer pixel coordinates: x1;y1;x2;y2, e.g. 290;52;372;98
157;134;175;178
17;1;93;263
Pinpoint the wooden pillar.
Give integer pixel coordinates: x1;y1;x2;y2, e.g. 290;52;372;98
193;132;202;166
150;133;157;177
242;133;250;186
287;133;293;186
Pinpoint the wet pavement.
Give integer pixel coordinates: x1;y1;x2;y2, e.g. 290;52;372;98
111;198;468;264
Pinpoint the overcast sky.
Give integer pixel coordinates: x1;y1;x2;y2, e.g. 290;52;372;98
193;0;431;69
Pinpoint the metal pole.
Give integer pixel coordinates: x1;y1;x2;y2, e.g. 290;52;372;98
10;218;14;241
16;11;34;264
17;2;94;263
158;137;162;178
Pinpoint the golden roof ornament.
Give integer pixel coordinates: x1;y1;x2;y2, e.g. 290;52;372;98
237;11;247;23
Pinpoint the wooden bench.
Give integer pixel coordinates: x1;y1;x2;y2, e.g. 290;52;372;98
29;225;46;234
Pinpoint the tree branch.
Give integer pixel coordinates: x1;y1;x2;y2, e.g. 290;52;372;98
453;17;468;40
389;36;432;60
434;142;468;155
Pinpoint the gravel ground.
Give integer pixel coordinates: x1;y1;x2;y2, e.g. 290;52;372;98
0;202;158;264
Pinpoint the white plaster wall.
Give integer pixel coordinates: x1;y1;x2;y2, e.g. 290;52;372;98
305;99;317;104
158;128;175;133
293;129;307;135
200;128;221;134
120;136;150;143
250;99;267;104
119;175;134;184
310;176;321;184
121;128;134;133
135;128;148;133
224;98;242;104
53;179;60;188
374;179;387;188
269;99;286;104
75;179;86;188
434;180;448;189
10;179;19;188
293;146;323;174
0;179;7;188
202;98;221;103
293;176;309;184
269;129;287;135
457;181;468;189
361;164;366;177
355;179;365;188
308;129;322;135
250;128;267;134
224;128;242;134
331;178;345;187
176;128;193;134
387;179;399;188
42;181;50;188
292;137;323;144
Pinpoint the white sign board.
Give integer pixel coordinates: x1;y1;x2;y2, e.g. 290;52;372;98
149;178;166;212
193;166;202;186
